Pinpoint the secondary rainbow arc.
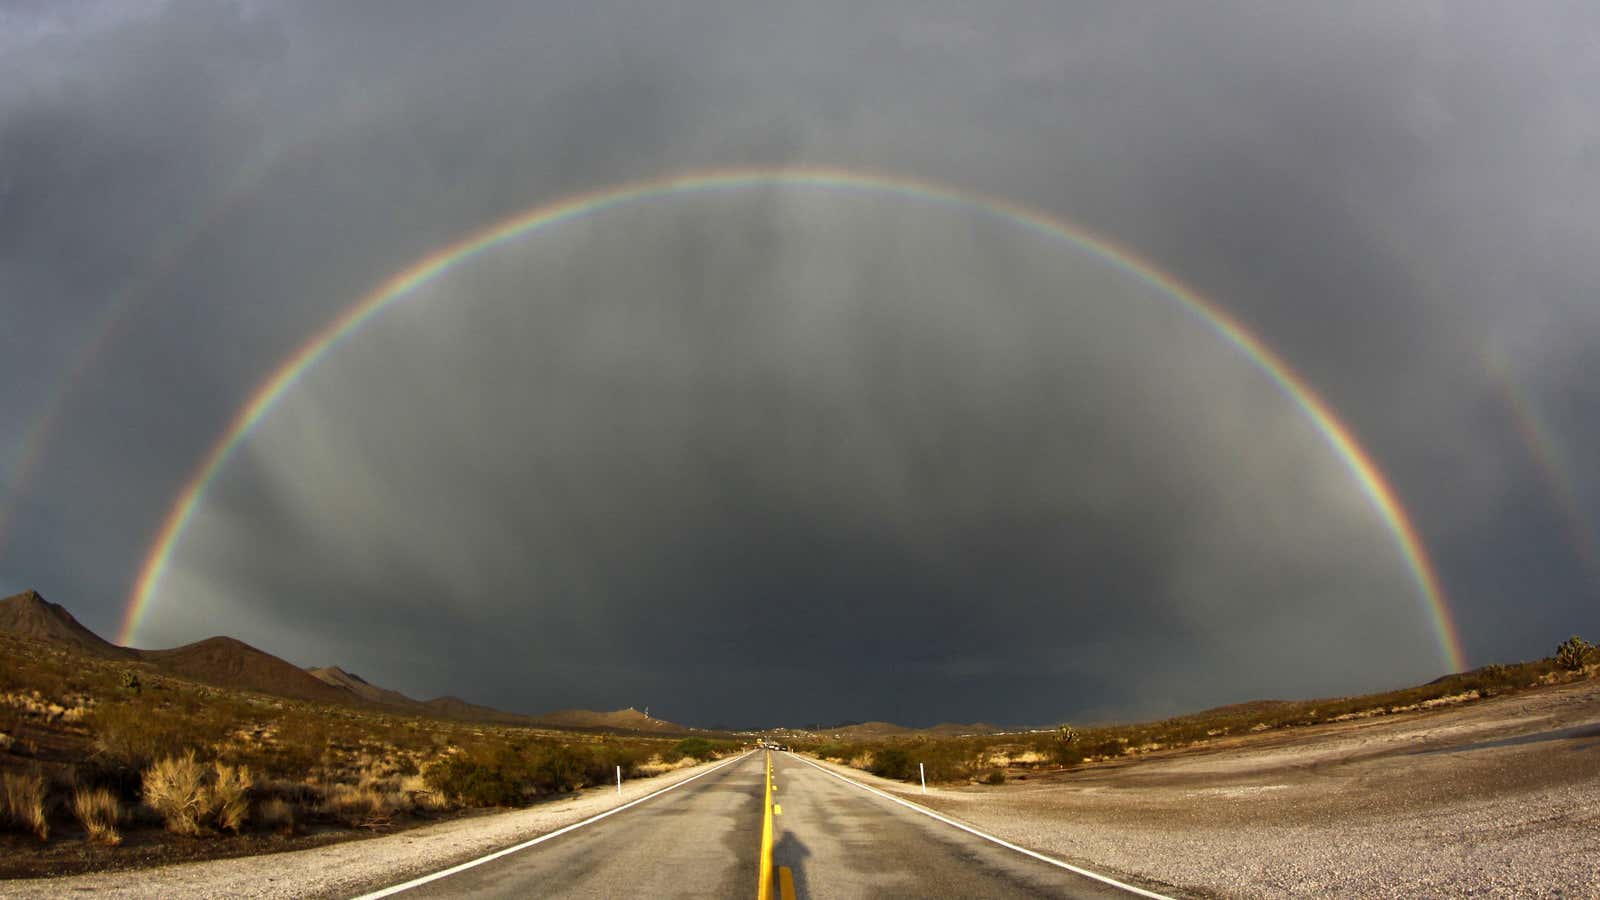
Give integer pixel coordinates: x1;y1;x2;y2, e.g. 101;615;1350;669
119;166;1468;672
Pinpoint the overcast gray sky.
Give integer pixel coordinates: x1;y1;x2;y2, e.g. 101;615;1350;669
4;1;1598;727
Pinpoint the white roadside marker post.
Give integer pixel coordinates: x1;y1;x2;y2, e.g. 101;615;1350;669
616;765;622;796
919;762;926;794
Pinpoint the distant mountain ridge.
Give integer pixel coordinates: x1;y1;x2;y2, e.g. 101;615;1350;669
0;590;691;734
307;665;422;708
813;720;1004;739
530;707;681;733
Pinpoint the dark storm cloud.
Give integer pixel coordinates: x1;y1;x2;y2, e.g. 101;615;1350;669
4;0;1599;726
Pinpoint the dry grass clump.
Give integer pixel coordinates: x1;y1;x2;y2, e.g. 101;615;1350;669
144;752;213;835
400;773;450;812
2;769;49;840
143;753;256;835
72;786;122;845
635;755;698;777
212;763;252;833
318;782;410;829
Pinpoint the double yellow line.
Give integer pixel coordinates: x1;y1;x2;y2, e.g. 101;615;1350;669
757;751;796;900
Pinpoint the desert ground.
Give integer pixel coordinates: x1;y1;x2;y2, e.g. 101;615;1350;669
6;670;1595;897
822;675;1600;897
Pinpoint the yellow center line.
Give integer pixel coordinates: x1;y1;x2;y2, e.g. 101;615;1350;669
778;866;797;900
757;750;775;900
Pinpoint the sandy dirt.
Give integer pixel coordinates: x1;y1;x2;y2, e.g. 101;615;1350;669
817;677;1600;898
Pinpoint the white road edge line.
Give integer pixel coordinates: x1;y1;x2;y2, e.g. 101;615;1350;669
349;750;756;899
785;752;1178;900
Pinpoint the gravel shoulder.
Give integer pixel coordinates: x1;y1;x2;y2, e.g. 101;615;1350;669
0;754;745;900
808;679;1600;899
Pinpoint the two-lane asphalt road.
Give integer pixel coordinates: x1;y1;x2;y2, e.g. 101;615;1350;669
770;753;1145;898
358;751;1168;899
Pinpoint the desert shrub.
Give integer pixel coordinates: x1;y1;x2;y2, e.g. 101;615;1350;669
270;716;331;776
424;748;525;807
2;768;49;840
72;786;122;845
90;703;194;771
1555;635;1595;671
663;738;716;763
922;739;984;782
257;796;294;833
867;746;918;780
528;744;589;794
814;743;853;762
119;670;142;694
143;751;215;835
212;763;252;833
588;741;649;781
1075;731;1126;759
983;769;1006;785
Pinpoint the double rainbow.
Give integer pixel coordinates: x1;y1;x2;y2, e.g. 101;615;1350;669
118;166;1467;671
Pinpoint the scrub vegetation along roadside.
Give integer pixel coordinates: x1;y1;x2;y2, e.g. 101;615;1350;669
0;628;739;878
800;637;1600;785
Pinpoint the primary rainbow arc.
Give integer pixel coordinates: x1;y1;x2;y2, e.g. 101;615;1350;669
119;166;1468;672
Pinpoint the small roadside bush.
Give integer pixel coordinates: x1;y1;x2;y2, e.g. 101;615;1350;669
72;786;122;845
663;738;716;763
528;745;589;794
588;741;648;781
867;747;917;780
424;752;524;808
814;743;853;762
983;769;1006;785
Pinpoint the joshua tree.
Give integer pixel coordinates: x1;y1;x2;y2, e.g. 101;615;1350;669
1555;635;1595;671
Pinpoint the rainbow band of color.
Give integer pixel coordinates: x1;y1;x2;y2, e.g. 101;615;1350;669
120;166;1468;671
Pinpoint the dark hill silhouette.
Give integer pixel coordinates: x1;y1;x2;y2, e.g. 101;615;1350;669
0;588;696;733
140;636;355;704
819;721;915;738
0;590;136;660
818;720;1002;739
924;722;1001;736
421;695;538;725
